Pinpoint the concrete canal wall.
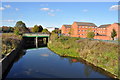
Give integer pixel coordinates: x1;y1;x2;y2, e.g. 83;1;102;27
0;39;25;79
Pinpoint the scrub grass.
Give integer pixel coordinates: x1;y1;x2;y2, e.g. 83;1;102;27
1;33;22;58
48;33;119;79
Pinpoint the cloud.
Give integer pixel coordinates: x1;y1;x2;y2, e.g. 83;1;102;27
110;5;120;11
48;12;55;16
15;8;19;11
4;5;11;8
40;8;50;11
0;7;5;10
82;9;88;12
0;20;16;22
40;8;61;12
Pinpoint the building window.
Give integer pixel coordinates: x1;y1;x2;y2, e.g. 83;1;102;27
82;26;84;28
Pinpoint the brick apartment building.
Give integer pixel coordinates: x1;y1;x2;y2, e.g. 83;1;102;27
61;25;71;36
61;22;120;40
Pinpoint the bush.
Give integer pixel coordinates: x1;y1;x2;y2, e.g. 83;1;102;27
48;34;119;78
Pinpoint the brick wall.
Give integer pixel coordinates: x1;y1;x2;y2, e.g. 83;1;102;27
61;22;119;40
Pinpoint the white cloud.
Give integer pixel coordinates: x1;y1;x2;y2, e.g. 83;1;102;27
110;5;120;11
48;12;55;16
82;9;88;12
0;20;16;22
40;8;50;11
0;7;5;10
40;8;61;16
4;5;11;8
15;8;19;11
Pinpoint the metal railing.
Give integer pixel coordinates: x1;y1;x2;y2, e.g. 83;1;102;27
23;33;50;36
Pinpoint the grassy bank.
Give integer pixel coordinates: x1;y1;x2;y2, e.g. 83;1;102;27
48;33;119;79
1;33;22;58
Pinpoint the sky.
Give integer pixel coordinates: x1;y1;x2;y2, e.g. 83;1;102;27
2;0;120;2
0;2;119;28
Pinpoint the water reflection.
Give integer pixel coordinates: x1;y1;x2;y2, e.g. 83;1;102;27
5;47;115;79
40;54;49;57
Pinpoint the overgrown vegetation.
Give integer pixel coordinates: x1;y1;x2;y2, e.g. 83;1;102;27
2;33;22;58
32;25;43;33
48;33;119;79
87;32;95;39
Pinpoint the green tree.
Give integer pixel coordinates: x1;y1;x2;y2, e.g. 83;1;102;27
87;32;95;39
111;29;117;40
32;25;43;33
52;29;61;34
2;26;14;33
14;21;29;34
14;27;20;35
42;29;50;34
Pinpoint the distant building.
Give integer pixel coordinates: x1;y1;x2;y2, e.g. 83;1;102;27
71;22;97;38
61;22;120;40
61;25;71;36
45;27;59;32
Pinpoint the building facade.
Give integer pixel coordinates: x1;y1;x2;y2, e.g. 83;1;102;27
61;25;71;36
61;22;119;40
70;22;97;38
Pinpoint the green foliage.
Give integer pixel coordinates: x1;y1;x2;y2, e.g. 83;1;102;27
50;32;59;41
32;25;43;33
15;21;26;28
42;29;50;34
48;34;119;78
2;33;22;58
14;21;29;34
87;32;95;39
14;27;20;35
2;26;14;33
52;29;61;34
111;29;117;40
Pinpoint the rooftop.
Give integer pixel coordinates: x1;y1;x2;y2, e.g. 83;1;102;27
63;25;72;28
74;22;97;26
98;24;111;28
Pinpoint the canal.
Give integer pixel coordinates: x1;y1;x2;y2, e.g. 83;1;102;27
5;47;114;79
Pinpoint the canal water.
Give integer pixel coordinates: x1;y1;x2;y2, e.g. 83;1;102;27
6;47;114;79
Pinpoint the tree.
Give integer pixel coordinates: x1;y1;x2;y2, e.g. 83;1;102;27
2;26;14;33
42;29;50;34
14;21;29;34
68;28;74;35
14;27;20;35
32;25;43;33
52;29;61;34
111;29;117;40
87;32;95;39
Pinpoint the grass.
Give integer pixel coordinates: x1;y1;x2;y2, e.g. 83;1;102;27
1;33;22;58
48;34;119;79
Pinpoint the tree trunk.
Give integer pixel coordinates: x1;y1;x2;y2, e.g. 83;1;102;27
112;37;114;40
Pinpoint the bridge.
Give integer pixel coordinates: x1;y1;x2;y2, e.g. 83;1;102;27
23;33;50;38
23;33;50;48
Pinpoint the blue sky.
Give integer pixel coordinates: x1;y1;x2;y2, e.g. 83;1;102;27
1;2;119;28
